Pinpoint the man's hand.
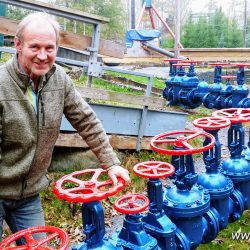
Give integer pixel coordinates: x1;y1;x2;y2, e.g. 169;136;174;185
107;165;131;185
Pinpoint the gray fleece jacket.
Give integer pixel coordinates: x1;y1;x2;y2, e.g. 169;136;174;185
0;56;120;199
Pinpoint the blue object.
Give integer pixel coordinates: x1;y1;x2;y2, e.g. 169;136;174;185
165;144;212;249
203;65;224;109
125;29;161;48
163;60;178;102
198;127;234;230
112;213;158;250
164;184;211;249
73;201;119;250
142;0;152;8
163;63;250;109
232;67;250;108
0;3;6;59
221;122;250;211
142;178;177;249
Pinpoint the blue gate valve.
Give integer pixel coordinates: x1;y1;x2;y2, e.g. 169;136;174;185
171;63;187;106
53;169;125;250
177;61;203;109
230;64;250;108
213;108;250;212
150;130;218;249
163;58;183;102
133;161;188;250
219;75;236;109
203;63;228;109
113;193;158;250
193;116;234;229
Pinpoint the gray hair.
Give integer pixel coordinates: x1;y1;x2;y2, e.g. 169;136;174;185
15;12;60;45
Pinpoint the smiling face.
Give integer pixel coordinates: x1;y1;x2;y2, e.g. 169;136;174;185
15;21;58;82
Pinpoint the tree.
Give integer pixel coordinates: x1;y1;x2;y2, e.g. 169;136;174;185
51;0;126;41
181;6;243;48
227;18;243;47
6;5;31;20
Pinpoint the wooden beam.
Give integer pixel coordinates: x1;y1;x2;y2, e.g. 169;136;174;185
56;133;152;150
0;17;124;58
76;86;166;108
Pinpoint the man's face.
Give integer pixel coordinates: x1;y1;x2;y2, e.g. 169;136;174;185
15;22;58;80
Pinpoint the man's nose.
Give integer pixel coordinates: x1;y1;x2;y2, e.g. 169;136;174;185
37;49;47;60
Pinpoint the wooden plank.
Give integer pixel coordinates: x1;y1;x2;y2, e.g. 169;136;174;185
56;133;152;150
76;86;166;108
0;17;124;58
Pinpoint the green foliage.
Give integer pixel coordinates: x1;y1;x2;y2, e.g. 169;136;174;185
77;74;143;95
6;6;31;20
161;38;174;48
104;71;165;89
227;18;243;47
197;210;250;249
187;106;213;121
182;7;244;48
51;0;126;41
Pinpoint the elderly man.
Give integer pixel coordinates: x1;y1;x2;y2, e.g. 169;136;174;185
0;12;130;243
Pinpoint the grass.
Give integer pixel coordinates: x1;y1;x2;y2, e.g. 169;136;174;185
187;106;214;121
103;70;166;89
76;74;145;95
197;210;250;250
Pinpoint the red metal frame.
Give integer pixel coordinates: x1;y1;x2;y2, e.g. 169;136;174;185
136;1;183;48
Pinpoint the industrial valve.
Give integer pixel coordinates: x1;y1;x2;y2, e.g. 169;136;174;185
113;193;158;249
163;58;183;102
230;63;250;108
133;161;180;250
193;116;234;229
202;63;228;109
150;130;218;249
163;61;250;110
212;108;250;212
53;168;125;250
164;61;203;109
0;226;69;250
219;75;236;109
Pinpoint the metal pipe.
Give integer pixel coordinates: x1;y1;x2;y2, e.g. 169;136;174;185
142;42;187;59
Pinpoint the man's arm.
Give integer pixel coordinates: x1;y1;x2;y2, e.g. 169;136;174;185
62;73;130;184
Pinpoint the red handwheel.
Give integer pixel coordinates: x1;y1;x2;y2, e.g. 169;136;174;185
150;130;215;155
53;169;125;203
212;108;250;123
133;161;175;178
114;194;149;214
0;226;69;250
193;116;231;130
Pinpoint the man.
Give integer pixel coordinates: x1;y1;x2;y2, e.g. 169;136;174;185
0;12;130;242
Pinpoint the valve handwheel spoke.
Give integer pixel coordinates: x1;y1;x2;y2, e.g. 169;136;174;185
0;226;69;250
114;194;149;214
53;169;125;202
212;108;250;123
133;161;175;178
193;117;231;130
150;130;215;155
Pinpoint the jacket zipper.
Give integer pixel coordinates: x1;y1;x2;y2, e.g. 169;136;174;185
40;93;45;126
20;87;45;198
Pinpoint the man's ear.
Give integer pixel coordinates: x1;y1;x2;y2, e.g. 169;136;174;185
14;37;22;52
